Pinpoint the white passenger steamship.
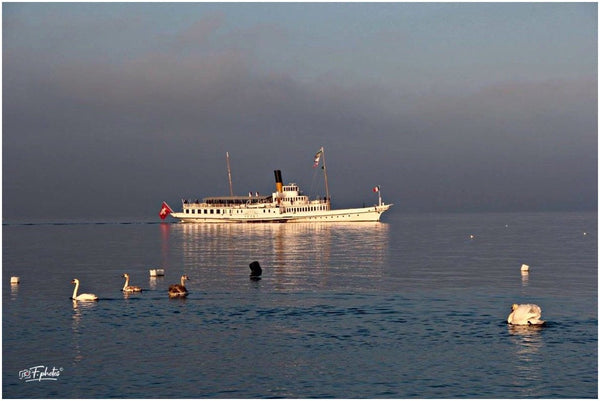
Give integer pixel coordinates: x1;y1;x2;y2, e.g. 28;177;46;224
160;147;392;223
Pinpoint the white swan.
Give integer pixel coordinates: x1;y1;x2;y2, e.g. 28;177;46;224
71;278;98;301
507;303;544;325
121;273;142;292
168;275;189;298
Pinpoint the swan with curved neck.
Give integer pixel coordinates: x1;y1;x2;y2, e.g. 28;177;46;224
507;303;544;325
168;275;189;297
71;279;98;301
122;273;142;292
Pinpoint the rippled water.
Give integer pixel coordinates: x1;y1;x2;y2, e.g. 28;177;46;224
3;212;597;398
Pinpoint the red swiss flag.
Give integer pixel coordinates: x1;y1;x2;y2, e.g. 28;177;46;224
159;202;173;220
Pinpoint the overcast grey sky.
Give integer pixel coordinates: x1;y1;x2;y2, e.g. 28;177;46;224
3;3;597;220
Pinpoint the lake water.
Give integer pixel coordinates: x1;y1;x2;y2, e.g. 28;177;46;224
2;211;597;398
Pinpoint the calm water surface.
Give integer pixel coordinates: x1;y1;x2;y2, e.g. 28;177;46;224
3;212;597;398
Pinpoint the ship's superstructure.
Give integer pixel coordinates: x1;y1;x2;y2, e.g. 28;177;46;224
161;148;392;223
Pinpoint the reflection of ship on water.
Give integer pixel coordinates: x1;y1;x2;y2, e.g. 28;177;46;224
172;222;390;289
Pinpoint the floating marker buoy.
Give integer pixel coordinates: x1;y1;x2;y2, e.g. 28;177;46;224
520;264;529;272
249;261;262;280
10;276;19;284
149;269;165;277
469;234;475;240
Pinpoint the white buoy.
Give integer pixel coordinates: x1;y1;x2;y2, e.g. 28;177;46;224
469;234;475;240
10;276;20;284
520;264;530;272
149;269;165;277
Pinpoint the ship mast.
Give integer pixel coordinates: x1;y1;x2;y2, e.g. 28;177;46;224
226;152;234;196
320;147;330;203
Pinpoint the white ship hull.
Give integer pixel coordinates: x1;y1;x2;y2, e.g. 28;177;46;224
171;204;391;223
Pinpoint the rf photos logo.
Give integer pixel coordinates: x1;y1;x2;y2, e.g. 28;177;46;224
18;365;63;382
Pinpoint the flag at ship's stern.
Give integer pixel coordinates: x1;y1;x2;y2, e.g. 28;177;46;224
159;202;173;220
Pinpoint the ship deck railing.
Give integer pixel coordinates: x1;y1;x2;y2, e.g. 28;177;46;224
182;196;273;208
182;195;330;208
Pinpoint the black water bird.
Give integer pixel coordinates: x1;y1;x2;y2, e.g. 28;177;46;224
249;261;262;280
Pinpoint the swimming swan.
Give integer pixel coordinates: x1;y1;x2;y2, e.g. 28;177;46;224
507;303;544;325
71;279;98;301
168;275;189;297
121;273;142;292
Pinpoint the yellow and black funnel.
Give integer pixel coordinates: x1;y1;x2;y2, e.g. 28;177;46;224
274;170;283;193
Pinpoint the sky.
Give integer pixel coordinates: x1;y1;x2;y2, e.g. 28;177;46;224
2;2;597;220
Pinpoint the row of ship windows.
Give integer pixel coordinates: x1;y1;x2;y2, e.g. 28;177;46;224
184;209;279;214
287;206;328;213
283;196;306;202
185;209;218;214
183;205;329;214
